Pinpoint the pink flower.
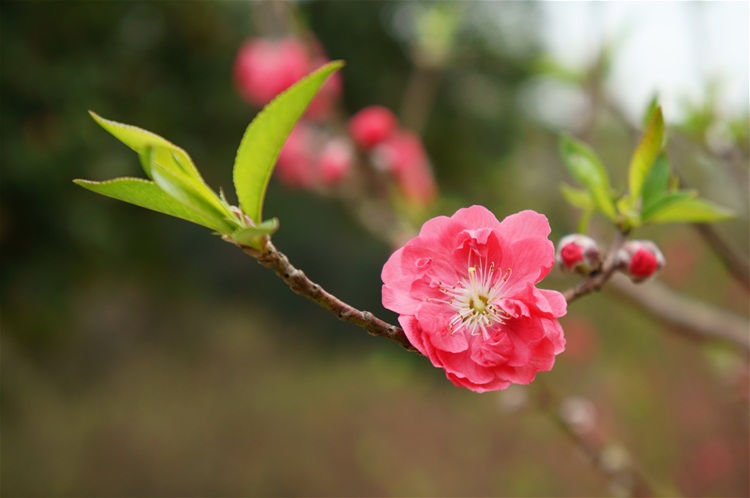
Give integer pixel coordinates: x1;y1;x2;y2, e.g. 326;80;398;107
382;206;566;392
234;37;341;120
348;106;398;150
374;131;437;207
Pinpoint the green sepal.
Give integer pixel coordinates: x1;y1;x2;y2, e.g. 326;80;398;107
647;197;735;224
230;218;280;248
559;136;617;220
73;177;225;231
628;106;665;202
233;60;344;224
90;111;204;182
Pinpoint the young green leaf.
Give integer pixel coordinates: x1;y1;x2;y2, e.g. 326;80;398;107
628;106;664;201
648;197;735;224
640;153;671;211
73;177;226;231
559;136;617;220
233;61;345;223
560;184;594;211
90;111;204;182
144;147;236;233
641;190;697;221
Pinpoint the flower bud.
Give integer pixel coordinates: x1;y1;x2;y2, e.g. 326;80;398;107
617;240;665;282
556;234;601;274
348;106;398;150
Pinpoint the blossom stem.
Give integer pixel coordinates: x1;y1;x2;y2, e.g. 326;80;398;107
240;239;418;353
563;230;629;303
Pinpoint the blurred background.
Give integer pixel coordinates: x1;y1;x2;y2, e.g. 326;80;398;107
1;1;748;496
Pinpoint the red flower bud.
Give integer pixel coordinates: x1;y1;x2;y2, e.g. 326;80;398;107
556;234;601;274
348;106;398;150
617;240;665;282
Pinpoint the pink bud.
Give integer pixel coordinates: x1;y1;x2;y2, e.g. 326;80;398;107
556;234;601;274
617;240;665;282
317;137;353;185
348;106;398;150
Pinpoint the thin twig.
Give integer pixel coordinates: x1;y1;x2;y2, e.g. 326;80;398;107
240;239;418;353
534;381;659;498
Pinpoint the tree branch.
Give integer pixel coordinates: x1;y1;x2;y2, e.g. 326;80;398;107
240;239;418;353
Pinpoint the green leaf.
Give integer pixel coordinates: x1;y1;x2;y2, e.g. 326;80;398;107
648;197;735;224
559;136;617;220
233;60;344;223
230;218;280;248
560;184;594;210
640;153;671;211
73;177;226;231
641;190;697;221
90;111;204;182
144;147;236;233
628;106;664;201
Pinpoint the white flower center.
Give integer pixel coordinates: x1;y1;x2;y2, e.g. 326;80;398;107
436;260;511;340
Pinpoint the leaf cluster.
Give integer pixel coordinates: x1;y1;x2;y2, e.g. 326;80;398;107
75;61;344;249
559;105;734;233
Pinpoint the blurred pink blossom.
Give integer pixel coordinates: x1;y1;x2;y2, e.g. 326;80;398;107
348;106;398;150
374;131;437;207
317;137;353;185
381;206;566;392
234;37;341;120
276;124;352;189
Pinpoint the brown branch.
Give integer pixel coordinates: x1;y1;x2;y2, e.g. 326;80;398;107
240;239;418;353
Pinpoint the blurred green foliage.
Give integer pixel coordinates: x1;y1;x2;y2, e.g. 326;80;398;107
1;1;748;496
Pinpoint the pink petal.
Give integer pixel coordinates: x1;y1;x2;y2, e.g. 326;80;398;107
532;288;568;318
498;210;551;241
451;205;503;231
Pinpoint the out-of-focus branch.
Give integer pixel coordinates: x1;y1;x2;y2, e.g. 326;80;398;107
692;222;750;292
534;381;660;498
609;274;750;353
399;64;443;135
240;239;417;353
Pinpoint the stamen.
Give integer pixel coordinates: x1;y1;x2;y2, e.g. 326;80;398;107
438;258;513;338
